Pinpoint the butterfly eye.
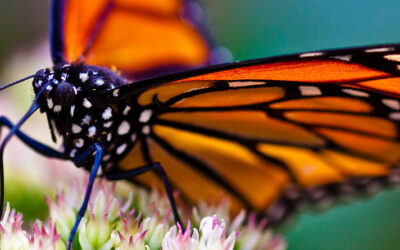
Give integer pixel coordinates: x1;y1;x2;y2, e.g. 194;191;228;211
54;81;76;106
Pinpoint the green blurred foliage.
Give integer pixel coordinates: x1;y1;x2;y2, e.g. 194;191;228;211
1;0;400;249
0;0;48;60
4;172;48;222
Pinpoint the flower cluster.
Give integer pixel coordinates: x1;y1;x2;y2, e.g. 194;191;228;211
0;174;286;249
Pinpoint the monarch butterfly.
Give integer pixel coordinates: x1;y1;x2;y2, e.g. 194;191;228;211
2;0;400;249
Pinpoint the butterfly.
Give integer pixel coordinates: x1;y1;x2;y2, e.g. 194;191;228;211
1;0;400;249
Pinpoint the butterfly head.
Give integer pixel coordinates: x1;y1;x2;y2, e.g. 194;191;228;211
32;63;127;159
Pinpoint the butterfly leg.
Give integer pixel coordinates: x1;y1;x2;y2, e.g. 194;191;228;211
67;143;103;250
105;162;182;226
0;116;63;158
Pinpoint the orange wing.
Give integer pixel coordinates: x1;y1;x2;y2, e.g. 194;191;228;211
51;0;212;80
112;45;400;224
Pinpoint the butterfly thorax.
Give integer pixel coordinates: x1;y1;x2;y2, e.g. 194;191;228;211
32;63;141;171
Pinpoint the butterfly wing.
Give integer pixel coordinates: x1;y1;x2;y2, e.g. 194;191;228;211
109;45;400;223
50;0;214;80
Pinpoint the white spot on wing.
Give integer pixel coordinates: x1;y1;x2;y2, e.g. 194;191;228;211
72;124;82;134
142;125;150;135
342;88;369;97
384;54;400;62
364;47;394;53
228;81;265;88
299;86;322;96
116;144;127;155
139;109;153;123
113;89;119;97
102;107;112;120
331;55;352;62
382;99;400;110
299;52;324;58
107;133;112;142
131;133;137;142
83;98;92;108
118;121;130;135
389;112;400;121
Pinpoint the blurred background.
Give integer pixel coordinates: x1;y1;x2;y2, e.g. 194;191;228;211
1;0;400;249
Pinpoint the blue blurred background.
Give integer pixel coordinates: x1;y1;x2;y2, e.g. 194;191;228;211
1;0;400;249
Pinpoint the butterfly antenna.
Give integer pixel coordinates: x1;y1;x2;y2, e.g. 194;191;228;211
0;74;37;91
0;82;50;216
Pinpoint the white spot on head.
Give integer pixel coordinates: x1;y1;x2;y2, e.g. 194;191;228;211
113;89;119;97
389;112;400;121
70;149;77;158
384;54;400;62
95;79;104;86
142;125;151;135
83;98;92;108
342;88;369;97
107;133;112;142
47;98;54;109
123;106;131;116
72;124;82;134
103;154;111;161
79;73;89;82
299;52;324;58
228;81;265;88
88;126;96;137
53;79;59;84
382;99;400;110
102;107;112;120
299;86;322;96
70;105;75;117
364;47;394;53
81;115;92;125
116;144;127;155
103;121;113;128
53;105;62;113
61;73;68;81
75;138;84;148
118;121;130;135
139;109;153;123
